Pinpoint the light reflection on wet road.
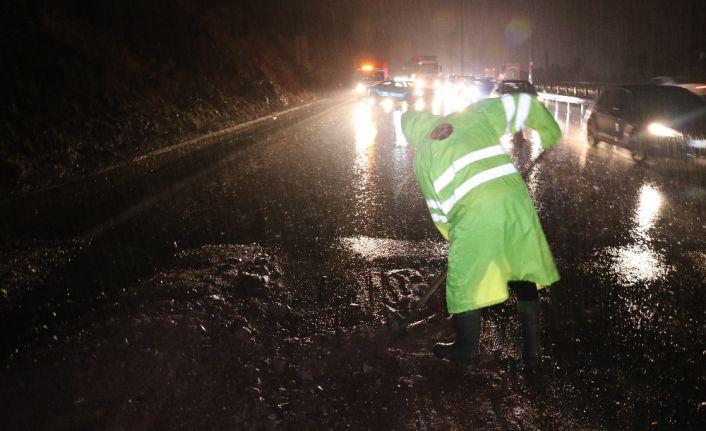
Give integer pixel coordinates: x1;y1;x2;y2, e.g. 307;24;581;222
604;183;671;287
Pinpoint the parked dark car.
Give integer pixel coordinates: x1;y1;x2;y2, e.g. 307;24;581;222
650;76;706;98
490;79;538;97
587;85;706;161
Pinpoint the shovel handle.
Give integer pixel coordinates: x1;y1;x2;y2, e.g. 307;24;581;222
398;269;447;330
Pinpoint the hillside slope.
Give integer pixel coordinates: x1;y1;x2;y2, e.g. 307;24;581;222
1;1;351;197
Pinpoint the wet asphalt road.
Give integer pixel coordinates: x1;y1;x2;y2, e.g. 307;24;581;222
1;95;705;428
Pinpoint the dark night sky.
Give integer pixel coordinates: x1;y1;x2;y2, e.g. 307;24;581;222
344;0;705;79
2;0;704;85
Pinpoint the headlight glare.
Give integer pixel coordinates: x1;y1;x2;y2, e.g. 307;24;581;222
648;122;682;138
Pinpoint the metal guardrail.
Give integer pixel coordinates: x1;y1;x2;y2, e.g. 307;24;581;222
535;83;602;100
535;82;606;108
535;83;599;117
538;92;591;105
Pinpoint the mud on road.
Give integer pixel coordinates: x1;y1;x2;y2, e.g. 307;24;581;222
1;243;593;430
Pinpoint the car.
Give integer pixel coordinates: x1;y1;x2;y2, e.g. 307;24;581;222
586;84;706;161
490;79;538;98
353;66;386;95
468;77;495;100
650;76;706;98
368;80;412;101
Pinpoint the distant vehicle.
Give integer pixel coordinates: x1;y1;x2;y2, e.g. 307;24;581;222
483;67;498;80
368;80;412;101
490;79;538;98
586;84;706;161
354;62;388;95
468;77;495;100
501;63;521;80
649;76;706;98
444;75;471;91
406;55;442;90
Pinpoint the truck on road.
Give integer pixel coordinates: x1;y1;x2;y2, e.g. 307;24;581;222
406;55;443;90
353;61;388;95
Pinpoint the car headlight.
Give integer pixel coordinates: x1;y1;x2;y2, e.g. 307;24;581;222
414;98;425;111
648;122;682;138
355;83;365;94
381;98;394;111
416;79;426;89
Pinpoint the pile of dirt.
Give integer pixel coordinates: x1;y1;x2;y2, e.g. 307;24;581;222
1;244;400;429
0;240;87;304
0;243;587;430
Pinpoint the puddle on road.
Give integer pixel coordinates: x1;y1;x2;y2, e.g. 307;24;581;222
587;183;673;287
338;236;447;261
599;244;673;287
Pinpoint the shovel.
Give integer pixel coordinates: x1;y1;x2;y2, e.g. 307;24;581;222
395;268;447;332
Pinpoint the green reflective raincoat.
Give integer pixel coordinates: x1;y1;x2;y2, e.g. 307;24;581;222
401;94;561;313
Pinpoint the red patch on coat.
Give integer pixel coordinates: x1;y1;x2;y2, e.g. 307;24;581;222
431;123;453;140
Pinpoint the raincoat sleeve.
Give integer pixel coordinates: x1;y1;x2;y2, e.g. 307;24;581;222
475;94;561;149
400;110;450;240
523;96;562;149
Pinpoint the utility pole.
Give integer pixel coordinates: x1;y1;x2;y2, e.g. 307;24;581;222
528;0;534;83
460;0;465;76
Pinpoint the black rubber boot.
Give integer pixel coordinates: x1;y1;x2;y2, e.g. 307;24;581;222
432;309;480;366
517;299;542;368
